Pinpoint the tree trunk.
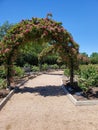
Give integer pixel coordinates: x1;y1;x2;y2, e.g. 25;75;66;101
70;58;74;86
38;60;42;71
6;65;11;90
6;55;13;90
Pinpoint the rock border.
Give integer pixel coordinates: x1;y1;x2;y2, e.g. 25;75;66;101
0;89;15;110
62;85;98;106
0;73;42;111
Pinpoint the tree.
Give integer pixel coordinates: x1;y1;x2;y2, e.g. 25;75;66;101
90;52;98;64
78;53;89;65
81;52;88;57
0;21;13;41
15;42;46;66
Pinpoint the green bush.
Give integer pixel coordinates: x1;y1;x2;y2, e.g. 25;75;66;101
31;66;40;72
60;65;66;69
49;64;59;70
42;64;48;71
64;68;70;77
78;65;98;92
0;66;6;78
24;63;31;68
0;78;7;89
41;55;58;65
14;66;25;77
23;63;31;72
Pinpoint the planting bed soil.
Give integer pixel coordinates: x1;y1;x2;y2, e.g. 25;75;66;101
0;76;27;102
0;73;39;102
0;89;10;101
64;83;98;101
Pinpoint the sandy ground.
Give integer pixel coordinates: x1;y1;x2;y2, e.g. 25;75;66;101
0;71;98;130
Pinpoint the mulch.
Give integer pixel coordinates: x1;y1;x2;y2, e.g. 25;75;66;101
64;82;98;101
0;77;25;101
0;89;10;100
0;74;38;101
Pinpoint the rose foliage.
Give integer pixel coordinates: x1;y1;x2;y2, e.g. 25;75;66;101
0;17;79;87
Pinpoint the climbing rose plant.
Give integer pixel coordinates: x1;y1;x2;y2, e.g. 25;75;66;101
0;17;79;88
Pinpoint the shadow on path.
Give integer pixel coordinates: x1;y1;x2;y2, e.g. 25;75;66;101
15;85;66;97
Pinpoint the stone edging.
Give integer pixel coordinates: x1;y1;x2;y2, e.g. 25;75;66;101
62;85;98;106
0;73;42;111
0;89;15;110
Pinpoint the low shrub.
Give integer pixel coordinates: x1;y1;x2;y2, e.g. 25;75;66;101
31;66;40;72
42;64;48;71
64;68;70;77
14;66;25;77
0;66;6;78
78;65;98;93
0;78;7;89
49;64;59;70
23;63;31;72
60;65;66;69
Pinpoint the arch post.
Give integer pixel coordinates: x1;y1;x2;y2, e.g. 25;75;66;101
6;56;14;90
69;57;74;86
6;65;11;90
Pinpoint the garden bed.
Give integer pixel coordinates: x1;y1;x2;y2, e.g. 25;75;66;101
62;78;98;106
0;76;28;102
64;84;98;101
0;72;41;102
62;75;98;101
0;89;10;102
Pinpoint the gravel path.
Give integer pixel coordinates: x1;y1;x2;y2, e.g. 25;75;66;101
0;71;98;130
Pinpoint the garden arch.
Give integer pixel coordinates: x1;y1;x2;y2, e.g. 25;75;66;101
0;17;79;89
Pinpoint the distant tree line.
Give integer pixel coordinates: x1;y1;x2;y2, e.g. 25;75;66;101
0;21;13;41
79;52;98;65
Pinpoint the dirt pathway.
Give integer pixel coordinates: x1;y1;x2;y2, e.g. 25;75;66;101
0;71;98;130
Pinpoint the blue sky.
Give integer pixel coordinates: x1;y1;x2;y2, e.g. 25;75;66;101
0;0;98;56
